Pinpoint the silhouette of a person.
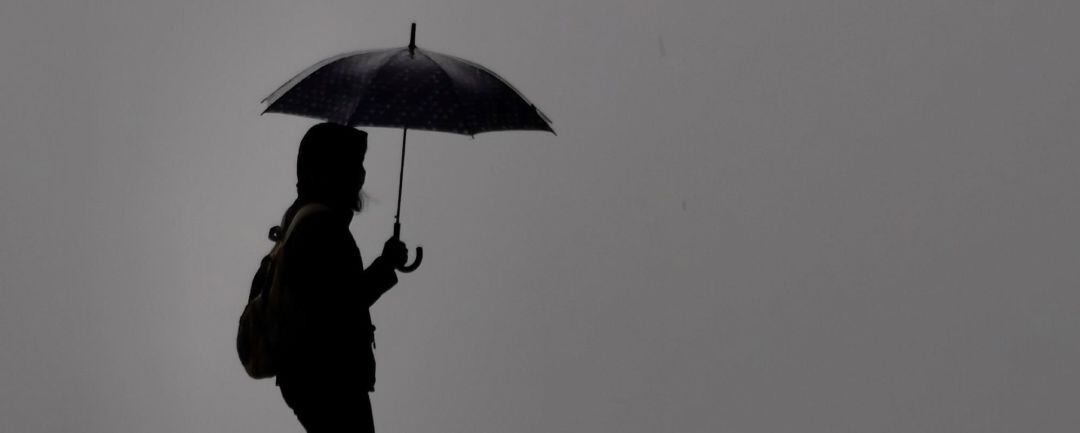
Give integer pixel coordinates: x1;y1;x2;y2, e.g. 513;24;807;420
274;123;408;433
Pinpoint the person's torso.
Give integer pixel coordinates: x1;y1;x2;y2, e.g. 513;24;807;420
275;213;376;388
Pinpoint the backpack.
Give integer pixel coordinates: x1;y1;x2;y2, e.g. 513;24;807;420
237;203;326;379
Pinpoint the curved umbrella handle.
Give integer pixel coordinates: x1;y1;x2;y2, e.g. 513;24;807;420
393;221;422;273
399;246;423;273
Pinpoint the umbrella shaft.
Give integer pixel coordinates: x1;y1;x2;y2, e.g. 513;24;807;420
395;128;407;224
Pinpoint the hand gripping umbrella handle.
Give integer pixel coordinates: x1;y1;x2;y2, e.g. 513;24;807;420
401;246;423;273
393;222;423;273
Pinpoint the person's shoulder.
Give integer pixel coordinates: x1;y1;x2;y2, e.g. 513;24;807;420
294;203;336;225
287;205;349;244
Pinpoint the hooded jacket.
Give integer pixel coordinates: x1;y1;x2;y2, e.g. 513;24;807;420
273;123;397;391
275;204;397;391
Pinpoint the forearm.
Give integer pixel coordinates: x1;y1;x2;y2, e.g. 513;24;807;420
360;256;399;307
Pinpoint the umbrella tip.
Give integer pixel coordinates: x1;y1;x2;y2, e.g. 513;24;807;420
409;23;416;54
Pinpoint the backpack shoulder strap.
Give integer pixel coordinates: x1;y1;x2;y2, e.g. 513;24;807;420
267;203;332;258
263;203;333;300
282;203;331;243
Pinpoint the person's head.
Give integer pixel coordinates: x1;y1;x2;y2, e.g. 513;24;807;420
295;122;368;212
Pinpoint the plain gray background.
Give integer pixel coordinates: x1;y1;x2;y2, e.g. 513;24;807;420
2;0;1079;432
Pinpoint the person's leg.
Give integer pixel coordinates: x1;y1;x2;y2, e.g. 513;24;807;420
280;383;374;433
356;392;374;433
322;389;374;433
279;382;324;432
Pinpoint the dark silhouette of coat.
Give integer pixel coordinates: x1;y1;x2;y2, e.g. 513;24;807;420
276;201;398;386
274;200;399;432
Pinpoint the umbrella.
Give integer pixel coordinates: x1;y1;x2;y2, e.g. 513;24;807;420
262;23;554;272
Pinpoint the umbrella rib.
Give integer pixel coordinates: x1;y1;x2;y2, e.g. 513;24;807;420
346;50;406;127
415;49;475;134
262;49;380;106
427;51;554;129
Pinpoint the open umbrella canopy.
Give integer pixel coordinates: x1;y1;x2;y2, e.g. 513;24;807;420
262;36;553;135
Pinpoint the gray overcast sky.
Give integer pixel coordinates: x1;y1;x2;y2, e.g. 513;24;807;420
2;1;1079;432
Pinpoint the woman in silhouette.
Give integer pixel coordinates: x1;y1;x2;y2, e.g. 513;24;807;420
275;123;408;432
